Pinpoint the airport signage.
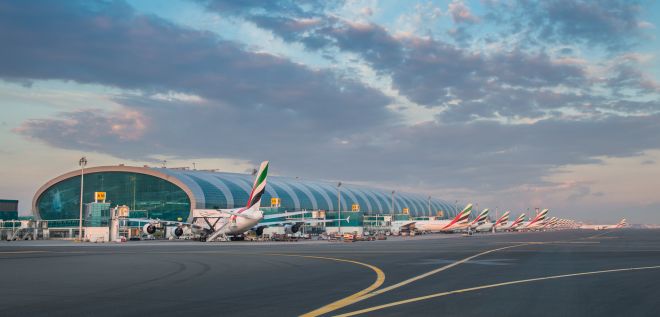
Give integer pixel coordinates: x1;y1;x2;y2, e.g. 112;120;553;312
116;205;129;217
351;203;360;211
95;191;106;202
402;208;409;215
271;197;281;207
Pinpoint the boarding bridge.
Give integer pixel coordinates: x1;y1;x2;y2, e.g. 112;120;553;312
1;220;49;240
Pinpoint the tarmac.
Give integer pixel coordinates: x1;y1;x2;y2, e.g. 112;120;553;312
1;229;659;316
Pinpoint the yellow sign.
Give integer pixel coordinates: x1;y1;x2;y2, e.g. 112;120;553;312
437;210;444;218
95;192;106;202
271;197;281;207
117;205;129;217
351;203;360;211
403;207;409;215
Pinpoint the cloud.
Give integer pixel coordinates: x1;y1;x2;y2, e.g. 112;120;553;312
447;0;479;24
16;93;660;194
232;16;589;109
195;0;659;124
194;0;332;18
0;0;393;132
199;3;644;117
387;40;587;106
484;0;648;51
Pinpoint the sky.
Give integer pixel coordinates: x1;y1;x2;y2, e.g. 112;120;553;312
1;0;659;223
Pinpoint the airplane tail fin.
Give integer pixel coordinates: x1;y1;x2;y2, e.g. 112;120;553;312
246;161;269;210
471;208;489;225
511;213;526;227
441;203;472;230
458;203;473;223
495;211;510;226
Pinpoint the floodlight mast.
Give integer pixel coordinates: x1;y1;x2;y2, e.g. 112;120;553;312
337;182;342;235
78;157;87;242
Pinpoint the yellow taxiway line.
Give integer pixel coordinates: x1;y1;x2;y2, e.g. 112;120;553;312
299;243;532;316
0;251;49;254
266;254;385;317
336;265;660;316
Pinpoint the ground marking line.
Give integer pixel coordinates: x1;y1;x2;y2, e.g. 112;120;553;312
0;251;49;254
300;243;532;316
363;243;530;298
335;264;660;317
306;232;608;315
265;253;385;317
583;231;614;240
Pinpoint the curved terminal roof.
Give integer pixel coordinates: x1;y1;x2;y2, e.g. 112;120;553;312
33;166;458;219
154;167;457;218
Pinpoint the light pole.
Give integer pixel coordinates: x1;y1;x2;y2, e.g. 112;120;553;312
78;156;87;242
391;190;395;216
337;182;342;235
427;196;431;218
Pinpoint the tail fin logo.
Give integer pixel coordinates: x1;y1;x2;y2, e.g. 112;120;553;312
511;213;526;227
471;208;489;225
246;161;269;209
495;211;510;226
458;204;473;223
443;203;472;229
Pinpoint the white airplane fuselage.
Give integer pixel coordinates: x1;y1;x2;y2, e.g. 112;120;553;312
193;209;263;236
475;222;494;232
415;220;468;232
517;221;546;231
391;221;416;234
579;224;620;230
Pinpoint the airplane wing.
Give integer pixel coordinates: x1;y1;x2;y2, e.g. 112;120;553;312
255;216;350;228
263;210;312;220
126;218;207;231
127;218;189;226
216;210;261;220
398;221;416;229
194;209;311;220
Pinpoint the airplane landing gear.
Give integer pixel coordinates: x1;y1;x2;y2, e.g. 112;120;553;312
230;235;245;241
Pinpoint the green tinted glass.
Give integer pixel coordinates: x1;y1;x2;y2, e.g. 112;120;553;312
37;172;190;221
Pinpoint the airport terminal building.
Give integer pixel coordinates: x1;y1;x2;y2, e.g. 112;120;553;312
33;165;458;223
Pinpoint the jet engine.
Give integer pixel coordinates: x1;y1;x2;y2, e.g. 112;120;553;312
284;223;302;234
173;226;184;237
143;223;156;235
255;226;266;236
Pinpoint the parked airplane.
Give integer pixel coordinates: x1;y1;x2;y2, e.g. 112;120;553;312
491;211;511;230
579;219;627;230
136;161;346;241
468;208;490;231
477;210;510;233
391;220;416;235
499;213;526;231
414;203;473;233
517;209;550;231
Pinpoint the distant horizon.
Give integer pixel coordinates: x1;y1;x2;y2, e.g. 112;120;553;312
6;161;657;225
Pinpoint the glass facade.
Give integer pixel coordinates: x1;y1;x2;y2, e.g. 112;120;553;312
36;172;190;221
0;199;19;220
